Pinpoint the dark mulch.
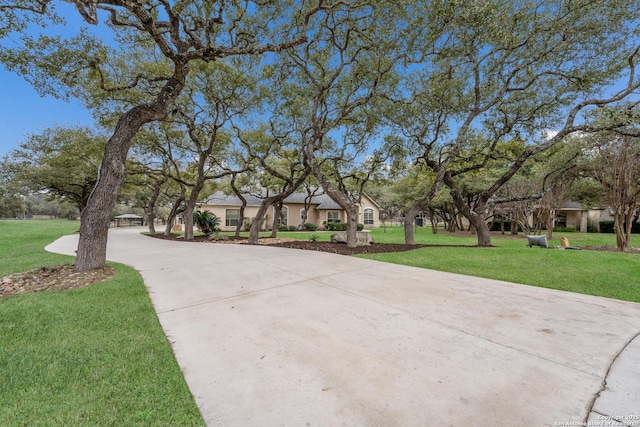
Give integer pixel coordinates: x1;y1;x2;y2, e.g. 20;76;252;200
147;232;638;255
267;241;433;255
146;232;476;255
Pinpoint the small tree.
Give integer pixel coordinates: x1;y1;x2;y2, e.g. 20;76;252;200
588;131;640;251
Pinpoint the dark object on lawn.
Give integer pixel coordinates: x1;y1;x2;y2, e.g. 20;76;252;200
526;235;548;248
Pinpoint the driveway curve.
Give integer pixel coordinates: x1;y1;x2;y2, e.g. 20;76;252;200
46;227;640;426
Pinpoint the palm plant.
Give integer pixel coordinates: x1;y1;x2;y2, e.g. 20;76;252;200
192;210;220;237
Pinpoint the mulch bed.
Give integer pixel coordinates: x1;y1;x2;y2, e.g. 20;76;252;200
147;233;476;255
147;232;640;255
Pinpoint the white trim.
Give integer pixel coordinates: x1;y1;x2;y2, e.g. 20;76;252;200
363;207;374;225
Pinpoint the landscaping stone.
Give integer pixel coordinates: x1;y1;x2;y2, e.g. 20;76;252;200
330;231;374;246
526;234;548;248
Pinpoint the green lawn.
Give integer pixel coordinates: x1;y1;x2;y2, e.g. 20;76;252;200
363;227;640;303
271;226;640;303
0;220;204;426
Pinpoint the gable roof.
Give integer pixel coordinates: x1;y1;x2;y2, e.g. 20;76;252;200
200;191;355;210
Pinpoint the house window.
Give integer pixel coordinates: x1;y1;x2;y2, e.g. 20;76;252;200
300;208;307;223
555;213;567;228
363;208;374;225
226;209;240;227
327;211;340;223
278;206;288;226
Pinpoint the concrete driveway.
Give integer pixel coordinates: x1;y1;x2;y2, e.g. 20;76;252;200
46;227;640;426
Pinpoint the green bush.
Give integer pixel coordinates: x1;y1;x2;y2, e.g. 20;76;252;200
327;222;347;231
288;225;297;231
599;220;640;234
553;227;575;232
193;210;220;236
489;221;523;232
304;223;318;231
277;225;288;232
357;223;364;231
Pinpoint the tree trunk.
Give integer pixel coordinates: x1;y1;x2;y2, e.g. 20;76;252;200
76;119;140;271
183;202;195;240
447;185;492;247
164;195;185;236
403;206;420;245
614;210;631;251
75;71;186;271
145;181;164;235
510;219;518;235
546;208;555;240
146;207;156;234
345;207;358;248
270;204;280;238
235;203;246;238
184;174;207;240
249;199;275;244
468;212;492;247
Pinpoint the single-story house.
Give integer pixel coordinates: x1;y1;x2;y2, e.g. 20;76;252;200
554;201;614;232
195;191;381;232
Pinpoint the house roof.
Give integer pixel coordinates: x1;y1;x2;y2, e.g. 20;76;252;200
560;201;583;210
113;213;143;219
201;193;264;207
201;191;352;210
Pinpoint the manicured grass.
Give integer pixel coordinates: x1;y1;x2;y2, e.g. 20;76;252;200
0;219;80;276
359;227;640;303
0;220;204;426
256;225;640;303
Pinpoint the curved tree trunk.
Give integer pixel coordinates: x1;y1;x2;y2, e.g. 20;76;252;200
76;112;148;271
447;184;493;247
75;71;186;271
164;194;185;236
468;212;492;247
249;200;274;244
403;206;420;245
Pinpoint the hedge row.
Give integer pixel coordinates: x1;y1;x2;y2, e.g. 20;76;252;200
599;221;640;234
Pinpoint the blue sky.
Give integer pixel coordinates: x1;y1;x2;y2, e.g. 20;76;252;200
0;3;96;158
0;68;94;157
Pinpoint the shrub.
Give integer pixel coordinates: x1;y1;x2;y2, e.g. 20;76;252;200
304;223;318;231
599;221;640;234
327;222;347;231
357;223;364;231
192;210;220;236
587;221;599;233
277;225;288;232
309;234;318;242
288;225;297;231
489;221;523;232
553;227;575;233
